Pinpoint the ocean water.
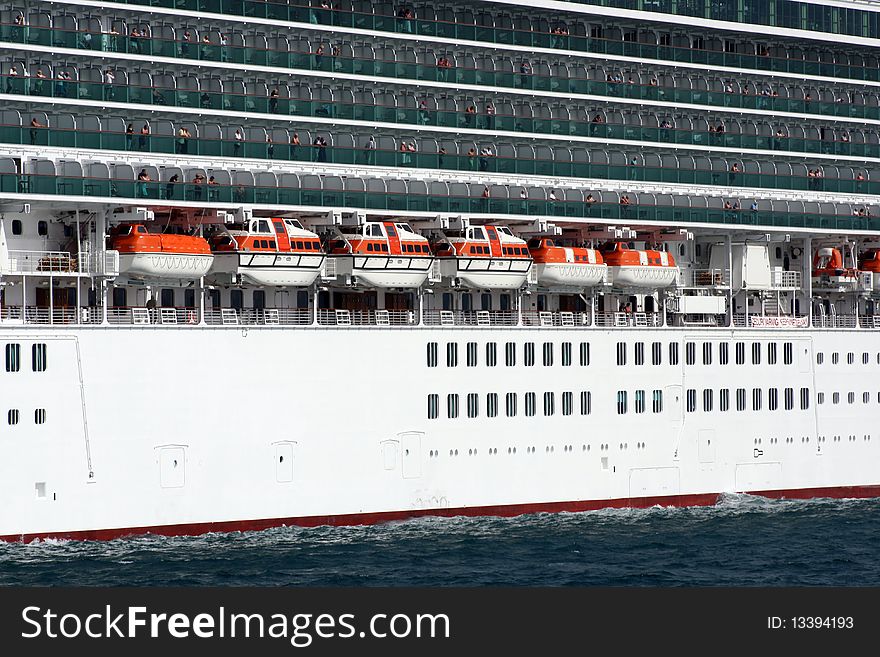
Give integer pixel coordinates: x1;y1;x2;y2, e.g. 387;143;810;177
1;495;878;586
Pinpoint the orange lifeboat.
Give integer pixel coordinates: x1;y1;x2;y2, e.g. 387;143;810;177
109;223;213;279
208;217;324;286
434;225;532;289
812;247;859;288
528;238;607;288
600;242;678;288
859;249;880;273
328;221;433;288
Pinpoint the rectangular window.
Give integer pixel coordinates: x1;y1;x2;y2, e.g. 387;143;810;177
784;342;793;365
524;342;535;367
562;342;572;367
818;392;825;405
447;342;458;367
784;388;794;410
467;393;479;418
580;342;590;366
525;392;536;417
752;388;762;411
617;342;627;366
617;391;628;415
487;393;498;418
703;389;713;412
768;343;777;365
543;342;554;367
635;342;645;366
5;343;20;372
506;392;517;417
702;342;712;365
580;391;592;415
817;352;824;365
34;408;46;425
635;390;646;414
848;392;855;404
863;352;870;365
427;394;439;419
736;388;746;411
801;388;810;410
652;342;662;365
543;392;555;416
719;342;729;365
31;343;47;372
562;391;573;416
833;392;840;404
686;389;696;413
685;342;696;365
752;342;761;365
486;342;497;367
669;342;679;366
736;342;745;365
467;342;478;367
864;392;871;405
720;388;730;412
447;393;459;418
505;342;516;367
426;342;438;367
652;389;663;413
769;388;778;411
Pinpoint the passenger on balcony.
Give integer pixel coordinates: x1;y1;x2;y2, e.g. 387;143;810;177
129;27;142;54
201;34;212;59
219;34;228;62
5;66;18;94
485;101;496;130
397;7;414;34
313;135;328;162
519;61;531;88
418;99;430;125
139;123;150;150
363;135;376;165
314;44;324;69
728;162;741;184
102;68;115;100
585;193;597;205
268;88;280;113
438;146;446;169
165;173;179;200
137;169;151;198
520;187;528;212
151;88;167;105
33;68;46;95
750;200;758;213
290;132;300;159
234;127;244;156
266;135;274;159
207;176;219;201
331;44;342;72
467;147;477;170
464;104;476;128
200;91;212;109
180;30;192;57
773;128;786;150
125;123;133;150
29;117;44;146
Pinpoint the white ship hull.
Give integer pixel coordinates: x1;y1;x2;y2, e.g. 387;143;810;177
332;255;433;288
1;325;878;541
208;253;324;287
610;266;679;288
535;263;608;288
118;253;214;280
441;258;531;290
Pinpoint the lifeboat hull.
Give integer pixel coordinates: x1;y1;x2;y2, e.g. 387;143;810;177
334;255;433;288
536;263;607;288
118;253;214;280
609;265;679;288
209;253;324;286
441;257;531;290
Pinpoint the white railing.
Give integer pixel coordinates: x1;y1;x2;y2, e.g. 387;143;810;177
681;268;730;287
770;270;802;289
594;312;663;328
812;314;858;328
422;310;519;326
521;311;590;327
6;251;76;274
316;309;417;326
91;250;120;277
0;306;102;324
321;257;337;281
204;308;313;326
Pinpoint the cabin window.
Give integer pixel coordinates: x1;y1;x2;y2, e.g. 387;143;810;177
367;243;374;252
253;290;266;309
863;353;870;365
524;342;535;366
467;393;479;418
702;342;712;365
719;342;729;365
848;392;855;404
847;352;855;365
230;289;244;310
426;342;438;367
818;392;825;405
257;220;271;233
618;391;629;415
736;342;745;365
562;392;573;416
685;342;695;365
832;352;839;364
702;389;713;412
543;342;554;367
801;388;811;410
635;390;646;414
832;392;840;404
652;342;662;365
562;342;572;366
160;289;175;308
466;342;478;367
864;392;871;404
381;244;388;252
767;343;777;365
461;293;472;311
784;343;793;365
736;388;746;411
669;342;679;365
487;393;498;418
38;220;48;236
11;220;22;235
34;408;46;425
506;342;516;367
752;388;763;411
32;343;47;372
112;287;127;307
427;394;439;419
580;342;590;366
446;342;458;367
480;294;492;311
751;342;761;365
652;390;663;413
269;241;276;249
580;391;592;415
617;342;627;366
486;342;497;367
769;388;778;411
525;392;537;417
635;342;644;366
506;392;517;417
784;388;794;410
720;389;730;412
5;343;21;372
543;392;555;416
8;409;19;425
447;394;459;419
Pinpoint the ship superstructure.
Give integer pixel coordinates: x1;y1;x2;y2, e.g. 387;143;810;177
1;0;880;540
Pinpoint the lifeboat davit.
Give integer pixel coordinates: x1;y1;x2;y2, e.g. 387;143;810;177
109;223;213;279
328;221;433;288
208;217;324;286
528;238;607;288
813;247;859;288
600;242;678;288
435;225;532;290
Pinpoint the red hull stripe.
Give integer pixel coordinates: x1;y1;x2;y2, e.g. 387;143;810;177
3;484;879;543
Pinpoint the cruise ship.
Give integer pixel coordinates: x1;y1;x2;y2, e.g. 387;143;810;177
1;0;880;541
